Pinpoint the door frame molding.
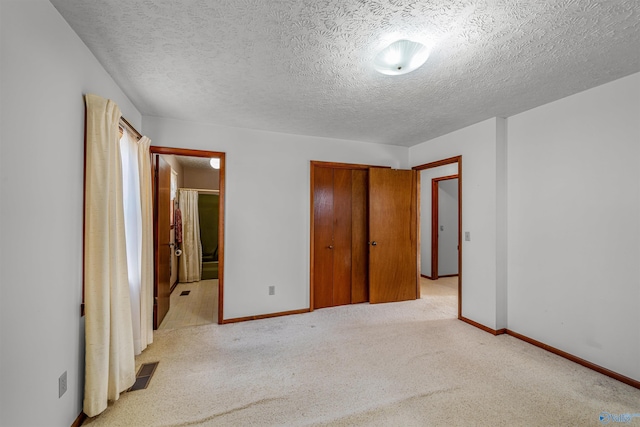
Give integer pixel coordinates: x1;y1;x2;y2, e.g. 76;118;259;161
431;174;459;280
413;156;462;319
150;146;226;325
309;161;387;311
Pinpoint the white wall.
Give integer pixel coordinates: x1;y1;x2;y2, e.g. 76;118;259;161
507;72;640;381
495;118;508;329
410;118;502;329
438;179;459;276
161;154;185;185
419;164;458;277
143;116;408;320
0;1;142;425
2;8;636;427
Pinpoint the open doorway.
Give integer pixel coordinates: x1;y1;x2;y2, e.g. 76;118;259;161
432;175;459;279
414;156;462;319
150;146;226;328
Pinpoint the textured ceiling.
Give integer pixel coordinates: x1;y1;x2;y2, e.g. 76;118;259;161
51;0;640;147
174;155;212;171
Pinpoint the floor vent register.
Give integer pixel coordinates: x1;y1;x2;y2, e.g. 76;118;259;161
129;362;159;392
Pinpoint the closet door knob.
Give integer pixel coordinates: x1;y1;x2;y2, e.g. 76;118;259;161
328;245;334;249
371;241;377;246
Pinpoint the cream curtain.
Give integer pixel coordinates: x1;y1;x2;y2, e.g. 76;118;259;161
179;189;202;282
137;136;154;352
119;129;154;355
83;94;135;417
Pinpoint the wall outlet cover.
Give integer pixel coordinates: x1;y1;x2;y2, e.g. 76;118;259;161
268;286;275;295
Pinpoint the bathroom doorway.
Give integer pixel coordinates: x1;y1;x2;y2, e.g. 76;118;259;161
150;146;225;328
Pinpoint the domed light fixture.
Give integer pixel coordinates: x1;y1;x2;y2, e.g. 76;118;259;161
374;39;430;76
209;158;220;169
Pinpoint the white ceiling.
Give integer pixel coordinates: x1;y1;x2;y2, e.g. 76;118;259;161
51;0;640;147
173;155;212;171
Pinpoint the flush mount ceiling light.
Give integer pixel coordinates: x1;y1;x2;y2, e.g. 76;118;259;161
209;158;220;169
374;39;430;76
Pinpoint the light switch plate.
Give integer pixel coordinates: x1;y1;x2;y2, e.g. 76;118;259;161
59;371;67;398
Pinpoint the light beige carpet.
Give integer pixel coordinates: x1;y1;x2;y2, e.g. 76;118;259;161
83;286;639;427
159;280;218;330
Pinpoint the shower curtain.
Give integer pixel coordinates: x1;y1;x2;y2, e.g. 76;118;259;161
179;189;202;282
199;193;219;280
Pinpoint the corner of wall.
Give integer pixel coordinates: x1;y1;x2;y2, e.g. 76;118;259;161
496;117;508;329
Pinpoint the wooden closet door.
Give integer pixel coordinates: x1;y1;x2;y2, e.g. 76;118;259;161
332;169;353;306
351;169;368;303
312;164;369;309
312;167;334;309
369;168;418;304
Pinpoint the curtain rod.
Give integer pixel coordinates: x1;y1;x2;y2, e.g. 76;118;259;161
179;188;219;193
119;116;142;140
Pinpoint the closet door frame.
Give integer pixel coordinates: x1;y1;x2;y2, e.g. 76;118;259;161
309;161;387;311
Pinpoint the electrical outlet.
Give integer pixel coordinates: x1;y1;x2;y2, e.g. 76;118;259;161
465;231;471;241
59;371;67;398
268;286;275;296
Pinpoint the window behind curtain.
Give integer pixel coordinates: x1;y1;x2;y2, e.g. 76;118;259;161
119;128;144;353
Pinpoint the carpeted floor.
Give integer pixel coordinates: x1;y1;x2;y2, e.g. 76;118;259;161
159;280;218;330
83;278;639;426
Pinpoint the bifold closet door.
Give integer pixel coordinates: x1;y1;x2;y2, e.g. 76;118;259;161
350;169;368;303
331;169;352;306
312;166;367;309
313;167;334;309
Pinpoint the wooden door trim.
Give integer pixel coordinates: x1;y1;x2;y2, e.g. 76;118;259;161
431;174;459;280
152;154;159;327
150;146;226;324
415;156;461;170
310;160;388;170
310;163;315;311
413;156;462;319
431;178;438;279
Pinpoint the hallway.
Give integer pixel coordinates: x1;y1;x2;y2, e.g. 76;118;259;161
158;280;218;329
